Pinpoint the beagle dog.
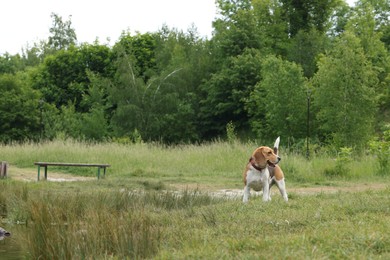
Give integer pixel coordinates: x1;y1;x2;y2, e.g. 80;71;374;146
242;137;288;202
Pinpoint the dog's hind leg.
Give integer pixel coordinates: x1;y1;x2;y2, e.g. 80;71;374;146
275;179;288;202
271;165;288;202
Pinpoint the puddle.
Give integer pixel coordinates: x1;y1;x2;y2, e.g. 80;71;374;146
0;225;24;259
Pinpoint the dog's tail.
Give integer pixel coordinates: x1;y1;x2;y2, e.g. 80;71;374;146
273;136;280;155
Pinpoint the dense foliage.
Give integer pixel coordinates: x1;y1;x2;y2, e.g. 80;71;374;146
0;0;389;152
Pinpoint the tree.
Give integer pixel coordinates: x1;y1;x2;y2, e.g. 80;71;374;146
312;31;377;150
79;71;111;141
54;102;82;139
288;28;329;78
48;13;77;51
114;32;158;82
109;26;214;143
31;43;112;111
248;55;307;140
0;73;41;142
280;0;341;36
347;0;390;112
252;0;290;56
109;45;197;142
108;49;148;138
0;53;24;74
212;0;261;60
153;26;213;142
327;1;352;36
31;47;85;110
21;42;45;67
367;0;390;51
212;0;292;61
199;48;263;138
348;1;389;63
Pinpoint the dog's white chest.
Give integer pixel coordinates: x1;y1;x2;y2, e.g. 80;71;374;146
245;168;269;192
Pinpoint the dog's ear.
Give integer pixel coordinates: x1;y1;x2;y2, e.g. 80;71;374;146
252;147;267;167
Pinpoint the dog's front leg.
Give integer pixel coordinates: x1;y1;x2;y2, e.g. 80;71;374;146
268;177;276;201
243;185;251;203
262;182;270;202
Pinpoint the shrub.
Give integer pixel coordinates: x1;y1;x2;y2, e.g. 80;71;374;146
323;147;352;178
226;121;237;143
369;129;390;176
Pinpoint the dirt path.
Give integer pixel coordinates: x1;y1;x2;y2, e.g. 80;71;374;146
5;166;389;197
286;183;389;195
211;182;389;199
7;166;94;182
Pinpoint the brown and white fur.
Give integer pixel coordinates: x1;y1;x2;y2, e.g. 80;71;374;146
242;137;288;202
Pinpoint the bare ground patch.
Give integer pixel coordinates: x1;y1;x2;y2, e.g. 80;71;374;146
4;166;389;197
5;166;94;182
210;182;389;199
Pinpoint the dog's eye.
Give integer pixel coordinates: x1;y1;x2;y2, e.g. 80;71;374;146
268;151;272;155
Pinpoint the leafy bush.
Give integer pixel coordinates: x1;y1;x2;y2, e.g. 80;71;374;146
369;129;390;176
323;147;352;178
226;121;237;143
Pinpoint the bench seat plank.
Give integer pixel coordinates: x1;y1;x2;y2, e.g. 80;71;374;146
34;162;110;167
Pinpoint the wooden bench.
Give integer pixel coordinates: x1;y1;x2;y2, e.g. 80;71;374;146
34;162;111;181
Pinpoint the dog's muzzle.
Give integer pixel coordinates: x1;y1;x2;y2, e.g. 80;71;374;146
267;157;281;167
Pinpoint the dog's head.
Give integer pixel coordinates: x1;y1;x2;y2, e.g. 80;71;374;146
251;146;281;168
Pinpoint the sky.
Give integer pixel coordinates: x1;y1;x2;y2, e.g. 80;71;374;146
0;0;217;55
1;0;356;55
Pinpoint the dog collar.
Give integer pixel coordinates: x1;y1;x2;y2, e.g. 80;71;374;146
249;158;266;171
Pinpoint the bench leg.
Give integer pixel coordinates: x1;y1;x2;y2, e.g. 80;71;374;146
37;166;48;181
96;167;106;180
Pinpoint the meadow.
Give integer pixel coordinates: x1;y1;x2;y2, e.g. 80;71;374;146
0;140;389;259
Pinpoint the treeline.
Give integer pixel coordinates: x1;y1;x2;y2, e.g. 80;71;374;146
0;0;389;152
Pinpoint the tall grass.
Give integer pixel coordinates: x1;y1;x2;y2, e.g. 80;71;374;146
25;191;161;259
1;181;224;259
1;181;389;259
0;139;382;188
1;140;246;177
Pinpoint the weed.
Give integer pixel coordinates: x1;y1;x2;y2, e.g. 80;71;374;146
226;121;237;143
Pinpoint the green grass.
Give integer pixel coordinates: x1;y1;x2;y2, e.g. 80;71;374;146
156;190;390;259
1;181;389;259
0;139;383;188
0;140;389;259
